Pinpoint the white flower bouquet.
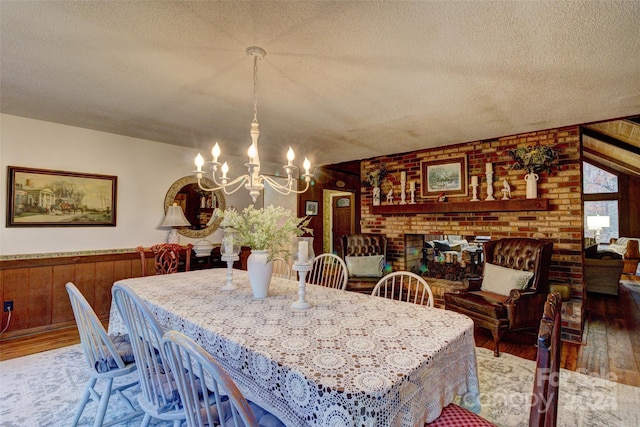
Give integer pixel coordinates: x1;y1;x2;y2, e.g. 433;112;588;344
219;205;311;259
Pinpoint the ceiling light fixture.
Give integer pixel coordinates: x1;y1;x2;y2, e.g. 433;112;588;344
193;46;312;203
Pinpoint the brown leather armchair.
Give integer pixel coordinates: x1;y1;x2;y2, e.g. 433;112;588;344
341;233;388;294
444;238;553;357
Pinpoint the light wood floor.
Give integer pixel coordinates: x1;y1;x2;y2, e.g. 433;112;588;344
2;278;639;387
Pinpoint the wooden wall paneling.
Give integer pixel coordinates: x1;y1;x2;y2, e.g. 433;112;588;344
1;268;30;331
113;259;133;283
51;264;75;324
28;266;53;329
75;262;97;316
95;261;115;318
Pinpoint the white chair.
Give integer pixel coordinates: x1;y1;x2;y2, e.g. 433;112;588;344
272;257;291;280
371;271;434;307
111;283;185;427
161;330;286;427
65;282;142;427
307;253;348;290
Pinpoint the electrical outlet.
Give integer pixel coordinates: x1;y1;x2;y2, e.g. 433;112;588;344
3;301;13;312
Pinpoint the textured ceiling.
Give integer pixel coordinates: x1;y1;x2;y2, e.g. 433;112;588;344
1;1;639;167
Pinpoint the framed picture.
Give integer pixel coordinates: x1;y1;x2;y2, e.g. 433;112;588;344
305;200;319;216
7;166;117;227
420;156;468;198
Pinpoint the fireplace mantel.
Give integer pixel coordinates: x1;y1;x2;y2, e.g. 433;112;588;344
371;198;549;214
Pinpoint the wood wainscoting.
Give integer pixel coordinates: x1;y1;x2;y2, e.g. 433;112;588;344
0;250;145;340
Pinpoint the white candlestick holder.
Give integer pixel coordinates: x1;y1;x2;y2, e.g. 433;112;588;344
485;171;495;201
470;183;479;201
400;179;407;205
220;254;239;291
291;261;313;309
409;188;416;204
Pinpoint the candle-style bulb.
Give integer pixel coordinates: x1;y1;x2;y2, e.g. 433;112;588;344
195;153;204;172
221;162;229;178
248;144;257;162
212;142;221;163
287;147;295;166
303;157;311;174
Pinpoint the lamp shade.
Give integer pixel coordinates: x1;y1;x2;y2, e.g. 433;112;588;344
161;203;191;227
586;215;610;229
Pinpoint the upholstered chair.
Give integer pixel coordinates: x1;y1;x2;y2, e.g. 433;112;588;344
341;233;388;294
444;238;553;357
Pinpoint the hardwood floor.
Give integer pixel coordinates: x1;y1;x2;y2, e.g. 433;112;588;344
2;280;639;387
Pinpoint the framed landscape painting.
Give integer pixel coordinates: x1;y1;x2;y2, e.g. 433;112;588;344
7;166;117;227
420;156;468;199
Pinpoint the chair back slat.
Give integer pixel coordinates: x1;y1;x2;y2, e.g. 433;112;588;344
371;271;434;307
272;257;291;280
162;330;260;427
307;253;348;290
112;283;185;420
529;292;562;427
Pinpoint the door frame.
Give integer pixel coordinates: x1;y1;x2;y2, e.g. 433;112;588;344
323;190;355;253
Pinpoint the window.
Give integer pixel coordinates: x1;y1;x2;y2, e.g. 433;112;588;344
583;162;619;243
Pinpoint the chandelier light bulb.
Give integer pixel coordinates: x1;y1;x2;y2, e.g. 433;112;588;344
287;147;295;166
303;158;311;175
195;153;205;172
212;142;221;163
248;144;257;163
221;162;229;178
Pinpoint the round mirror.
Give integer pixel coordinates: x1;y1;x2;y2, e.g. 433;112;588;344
164;176;226;239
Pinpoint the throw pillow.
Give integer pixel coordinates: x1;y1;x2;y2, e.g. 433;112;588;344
345;255;385;277
480;263;534;296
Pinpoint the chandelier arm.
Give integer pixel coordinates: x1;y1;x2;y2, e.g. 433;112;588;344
260;174;294;190
221;177;252;195
197;175;249;193
260;175;311;195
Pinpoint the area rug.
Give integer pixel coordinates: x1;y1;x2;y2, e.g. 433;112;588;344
0;345;638;426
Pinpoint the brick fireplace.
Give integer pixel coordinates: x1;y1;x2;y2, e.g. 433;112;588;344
360;126;585;343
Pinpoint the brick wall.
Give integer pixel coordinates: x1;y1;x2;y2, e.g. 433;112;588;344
360;126;585;342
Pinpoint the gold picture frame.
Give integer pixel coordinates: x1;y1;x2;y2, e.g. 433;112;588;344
7;166;117;227
420;156;468;199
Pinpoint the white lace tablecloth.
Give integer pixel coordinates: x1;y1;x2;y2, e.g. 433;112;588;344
108;269;480;426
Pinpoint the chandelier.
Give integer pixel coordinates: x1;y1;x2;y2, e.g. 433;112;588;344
193;46;312;203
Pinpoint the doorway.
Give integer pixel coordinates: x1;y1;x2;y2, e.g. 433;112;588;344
322;190;354;254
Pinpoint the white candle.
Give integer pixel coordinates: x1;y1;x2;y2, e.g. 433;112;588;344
486;163;493;173
298;241;308;262
401;171;406;181
410;181;415;190
224;239;233;255
471;175;478;186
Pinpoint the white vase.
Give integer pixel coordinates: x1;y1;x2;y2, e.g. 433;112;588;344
524;172;539;199
247;250;274;299
373;186;381;206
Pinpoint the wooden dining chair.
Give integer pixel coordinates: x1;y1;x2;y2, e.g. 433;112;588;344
112;283;186;427
66;282;142;427
371;271;434;307
427;292;562;427
272;257;291;280
161;330;286;427
307;253;348;290
136;243;193;276
529;292;562;427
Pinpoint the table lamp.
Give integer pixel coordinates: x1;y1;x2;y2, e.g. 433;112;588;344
161;203;191;243
586;215;610;243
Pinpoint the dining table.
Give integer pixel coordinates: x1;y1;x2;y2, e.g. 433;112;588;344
108;268;481;427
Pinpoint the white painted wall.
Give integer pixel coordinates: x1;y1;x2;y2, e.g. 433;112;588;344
0;114;264;256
